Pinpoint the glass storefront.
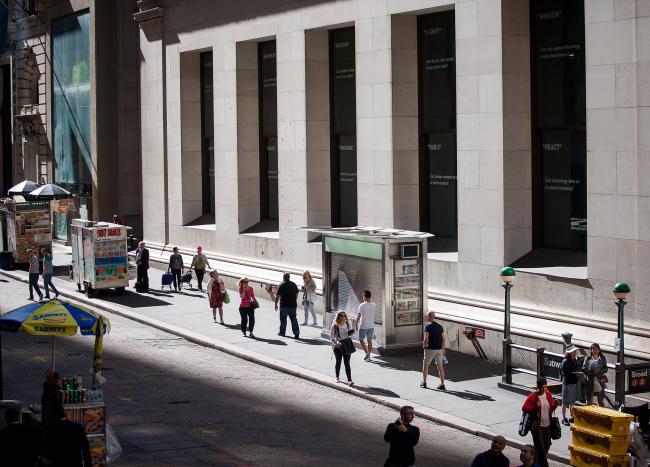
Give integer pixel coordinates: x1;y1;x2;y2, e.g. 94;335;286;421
52;10;91;240
418;12;457;251
531;0;586;251
200;51;215;217
329;28;357;227
258;41;278;222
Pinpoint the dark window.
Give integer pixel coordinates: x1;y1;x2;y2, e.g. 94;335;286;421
329;28;357;227
418;12;457;251
531;0;586;251
259;41;278;221
200;51;214;215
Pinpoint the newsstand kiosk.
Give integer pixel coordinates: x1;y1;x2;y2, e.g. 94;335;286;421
309;227;432;355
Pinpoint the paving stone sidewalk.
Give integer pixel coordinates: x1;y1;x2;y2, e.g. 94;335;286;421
1;257;572;464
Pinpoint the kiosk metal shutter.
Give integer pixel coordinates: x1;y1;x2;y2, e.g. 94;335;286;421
329;252;383;325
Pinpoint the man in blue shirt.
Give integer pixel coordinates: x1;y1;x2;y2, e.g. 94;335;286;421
421;311;446;390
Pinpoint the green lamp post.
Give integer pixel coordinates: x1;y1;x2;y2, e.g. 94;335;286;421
500;267;516;384
613;282;630;405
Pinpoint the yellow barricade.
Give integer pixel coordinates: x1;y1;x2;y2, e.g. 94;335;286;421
569;445;629;467
571;425;632;457
572;406;634;438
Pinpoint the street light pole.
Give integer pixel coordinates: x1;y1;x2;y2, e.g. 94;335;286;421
500;267;516;385
613;282;630;406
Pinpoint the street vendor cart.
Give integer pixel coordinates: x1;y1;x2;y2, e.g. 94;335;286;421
0;298;112;466
0;196;52;264
71;219;133;295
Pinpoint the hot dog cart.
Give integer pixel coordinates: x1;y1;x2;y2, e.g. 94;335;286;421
0;197;52;264
303;227;432;354
71;219;132;295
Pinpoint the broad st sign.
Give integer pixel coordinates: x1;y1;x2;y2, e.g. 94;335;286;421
628;366;650;394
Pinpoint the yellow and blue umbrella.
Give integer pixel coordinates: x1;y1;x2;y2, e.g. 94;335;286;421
0;298;110;336
0;299;110;392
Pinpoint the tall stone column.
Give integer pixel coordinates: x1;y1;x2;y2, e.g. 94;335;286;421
134;1;167;244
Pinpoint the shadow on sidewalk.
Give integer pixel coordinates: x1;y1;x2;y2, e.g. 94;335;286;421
294;337;330;346
369;349;502;384
250;336;287;346
100;291;173;308
426;388;495;402
355;385;400;398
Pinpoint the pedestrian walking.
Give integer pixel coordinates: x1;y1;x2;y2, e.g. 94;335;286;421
355;290;375;361
41;247;59;299
167;247;184;292
274;272;300;339
27;248;42;301
237;277;256;337
207;270;226;324
383;405;420;467
522;376;558;467
516;444;541;467
561;345;581;425
330;311;354;385
582;343;607;406
190;246;210;291
301;270;317;326
44;404;92;467
470;435;509;467
135;241;150;292
420;311;446;390
0;408;40;467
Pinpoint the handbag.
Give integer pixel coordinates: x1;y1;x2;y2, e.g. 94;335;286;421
340;338;356;355
248;290;259;309
550;416;562;440
518;411;535;436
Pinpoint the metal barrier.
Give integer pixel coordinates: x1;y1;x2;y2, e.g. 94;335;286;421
503;343;619;407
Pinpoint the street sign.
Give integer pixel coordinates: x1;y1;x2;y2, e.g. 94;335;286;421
628;366;650;394
473;327;485;339
542;353;563;381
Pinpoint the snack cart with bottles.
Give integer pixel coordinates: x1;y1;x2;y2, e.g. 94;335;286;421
71;219;132;295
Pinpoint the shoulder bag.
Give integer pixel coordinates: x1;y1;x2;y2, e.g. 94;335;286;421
335;324;356;355
248;289;259;310
518;411;534;437
550;415;562;440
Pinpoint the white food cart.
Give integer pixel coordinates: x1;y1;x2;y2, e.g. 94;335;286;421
0;197;52;265
71;219;133;295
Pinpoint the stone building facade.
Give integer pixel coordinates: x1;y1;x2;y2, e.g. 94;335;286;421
135;0;650;359
1;0;142;236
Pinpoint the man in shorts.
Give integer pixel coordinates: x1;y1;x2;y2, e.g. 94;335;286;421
421;311;446;390
355;290;375;361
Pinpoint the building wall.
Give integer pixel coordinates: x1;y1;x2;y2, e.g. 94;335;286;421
135;0;650;354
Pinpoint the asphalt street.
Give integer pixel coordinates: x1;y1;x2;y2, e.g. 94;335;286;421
0;275;563;466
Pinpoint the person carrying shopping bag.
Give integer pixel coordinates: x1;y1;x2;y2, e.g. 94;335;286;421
207;270;227;324
237;277;257;337
330;311;355;386
521;377;559;467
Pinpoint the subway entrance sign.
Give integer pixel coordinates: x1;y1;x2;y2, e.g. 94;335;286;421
628;365;650;394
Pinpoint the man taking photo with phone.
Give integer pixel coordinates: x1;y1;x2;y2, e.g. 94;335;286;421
383;405;420;467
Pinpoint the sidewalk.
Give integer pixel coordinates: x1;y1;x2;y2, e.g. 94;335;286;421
1;261;572;464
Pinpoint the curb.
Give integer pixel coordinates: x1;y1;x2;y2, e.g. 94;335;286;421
0;269;570;464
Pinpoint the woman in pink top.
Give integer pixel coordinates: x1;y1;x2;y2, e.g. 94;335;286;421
237;277;256;338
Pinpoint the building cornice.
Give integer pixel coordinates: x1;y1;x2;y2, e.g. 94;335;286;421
133;0;165;24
